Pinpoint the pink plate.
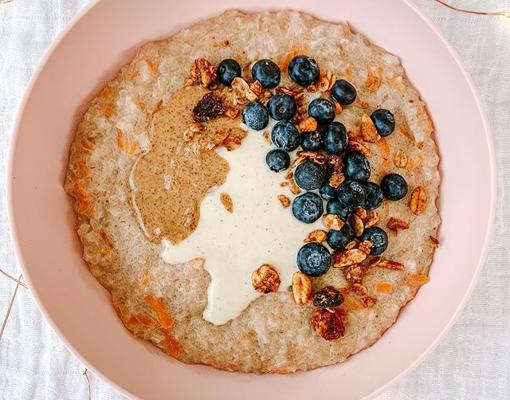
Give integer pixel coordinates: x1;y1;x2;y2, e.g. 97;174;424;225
8;0;495;399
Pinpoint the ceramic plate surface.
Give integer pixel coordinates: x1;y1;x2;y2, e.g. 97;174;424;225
8;0;495;399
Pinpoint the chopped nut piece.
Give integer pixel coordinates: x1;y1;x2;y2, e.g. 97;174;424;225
364;211;380;228
278;194;291;208
231;77;258;104
387;217;410;232
225;107;240;119
292;272;313;305
360;113;381;143
375;260;405;271
354;207;368;221
334;101;343;115
249;80;263;96
375;282;394;294
317;71;333;92
220;192;233;213
222;135;242;151
261;90;272;101
345;239;360;250
193;92;226;122
362;296;377;308
358;240;373;255
333;249;367;267
348;140;371;157
305;229;328;243
394;149;408;168
365;71;381;93
252;264;281;293
429;235;440;247
323;214;344;230
329;172;345;188
311;308;345;341
406;274;430;286
263;131;271;144
299;116;318;132
409;187;427;214
288;178;301;195
284;170;294;180
188;58;217;87
350;214;365;237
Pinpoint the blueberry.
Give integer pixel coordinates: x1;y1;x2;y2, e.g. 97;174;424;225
337;180;366;208
344;151;371;181
362;182;384;210
360;227;388;256
242;101;269;130
327;224;354;250
265;149;290;172
297;243;331;277
331;79;357;105
308;98;335;125
326;200;353;221
294;161;326;190
288;55;320;87
301;131;323;151
323;122;348;155
271;120;301;151
292;192;324;224
267;93;296;120
251;59;281;89
381;173;408;200
217;59;241;86
370;109;395;137
319;183;337;201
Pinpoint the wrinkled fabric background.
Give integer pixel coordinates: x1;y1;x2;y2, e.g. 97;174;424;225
0;0;508;398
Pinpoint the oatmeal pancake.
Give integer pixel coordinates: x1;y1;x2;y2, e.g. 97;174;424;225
65;10;440;373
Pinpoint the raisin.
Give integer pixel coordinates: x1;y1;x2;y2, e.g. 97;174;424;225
312;286;344;307
193;92;226;122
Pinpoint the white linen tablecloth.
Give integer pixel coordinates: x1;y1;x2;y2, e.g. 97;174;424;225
1;1;509;398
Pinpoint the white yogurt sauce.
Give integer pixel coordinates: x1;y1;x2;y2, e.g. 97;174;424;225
161;125;323;325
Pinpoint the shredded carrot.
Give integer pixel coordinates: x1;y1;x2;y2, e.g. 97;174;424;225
375;282;394;294
77;159;91;179
101;105;116;118
80;137;94;151
128;141;140;156
406;275;430;286
72;181;92;216
116;128;128;152
144;294;173;330
163;331;181;356
99;228;113;248
99;86;114;100
128;313;154;327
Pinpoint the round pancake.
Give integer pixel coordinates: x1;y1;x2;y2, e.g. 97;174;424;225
64;10;440;373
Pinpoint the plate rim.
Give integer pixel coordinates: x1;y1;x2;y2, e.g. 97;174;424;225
6;0;496;399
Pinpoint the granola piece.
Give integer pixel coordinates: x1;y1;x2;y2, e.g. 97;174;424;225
220;193;233;213
365;71;381;93
252;264;281;293
409;186;427;214
394;149;408;168
299;116;318;132
304;229;328;243
364;211;380;228
358;240;373;255
350;214;365;237
193;92;226;122
333;249;368;268
352;283;368;296
288;178;301;195
187;58;217;88
323;214;344;230
354;207;368;221
224;107;240;119
387;217;410;232
360;113;380;143
277;194;291;208
342;264;367;284
231;77;258;105
317;70;334;92
312;286;344;307
310;308;346;341
362;296;377;308
373;259;405;271
348;140;371;157
329;172;345;188
292;272;313;305
249;80;263;96
345;239;360;250
189;122;204;132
